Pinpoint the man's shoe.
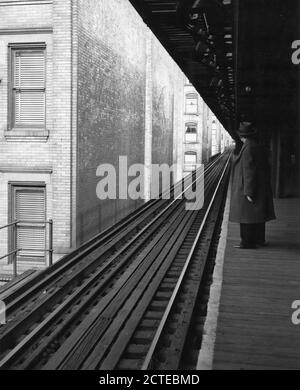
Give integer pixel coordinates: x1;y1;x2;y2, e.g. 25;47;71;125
234;243;257;249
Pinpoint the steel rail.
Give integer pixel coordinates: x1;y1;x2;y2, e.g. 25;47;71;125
141;153;232;370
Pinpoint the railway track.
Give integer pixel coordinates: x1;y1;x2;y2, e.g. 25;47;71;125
0;160;204;336
0;151;231;370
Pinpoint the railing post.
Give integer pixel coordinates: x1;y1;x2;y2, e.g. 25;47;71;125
13;221;18;279
13;250;17;279
49;220;53;267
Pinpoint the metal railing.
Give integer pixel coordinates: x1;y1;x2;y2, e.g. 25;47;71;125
0;220;53;278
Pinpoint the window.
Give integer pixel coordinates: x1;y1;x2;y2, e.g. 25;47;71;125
184;152;197;172
185;94;198;114
9;45;46;130
9;184;46;263
185;123;198;143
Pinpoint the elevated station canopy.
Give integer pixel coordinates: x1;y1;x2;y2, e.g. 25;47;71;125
129;0;300;142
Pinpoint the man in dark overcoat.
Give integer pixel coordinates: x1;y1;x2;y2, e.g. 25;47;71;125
230;122;276;249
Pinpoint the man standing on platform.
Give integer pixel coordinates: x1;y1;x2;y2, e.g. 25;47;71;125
230;122;276;249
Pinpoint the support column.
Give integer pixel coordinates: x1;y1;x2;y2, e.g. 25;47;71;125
270;129;281;198
144;29;153;202
173;70;184;183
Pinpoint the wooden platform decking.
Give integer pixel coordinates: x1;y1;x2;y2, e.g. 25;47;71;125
213;197;300;370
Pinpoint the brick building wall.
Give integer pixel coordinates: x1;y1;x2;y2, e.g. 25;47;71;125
75;0;147;244
0;0;73;273
151;37;179;168
75;0;186;244
51;0;73;253
202;104;213;163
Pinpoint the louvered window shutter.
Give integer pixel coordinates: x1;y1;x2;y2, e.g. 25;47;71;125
13;49;46;128
14;187;46;262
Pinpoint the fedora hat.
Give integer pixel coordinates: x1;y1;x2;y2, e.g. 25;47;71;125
238;122;258;137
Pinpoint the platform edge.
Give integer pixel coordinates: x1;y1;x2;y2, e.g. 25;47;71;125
196;181;231;370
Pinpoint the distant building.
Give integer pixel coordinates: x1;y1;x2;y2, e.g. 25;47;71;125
175;78;232;180
182;79;206;177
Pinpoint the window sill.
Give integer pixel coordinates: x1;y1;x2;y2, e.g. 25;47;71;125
4;129;49;143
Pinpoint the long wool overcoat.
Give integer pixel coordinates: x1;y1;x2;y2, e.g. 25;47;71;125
229;139;276;224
